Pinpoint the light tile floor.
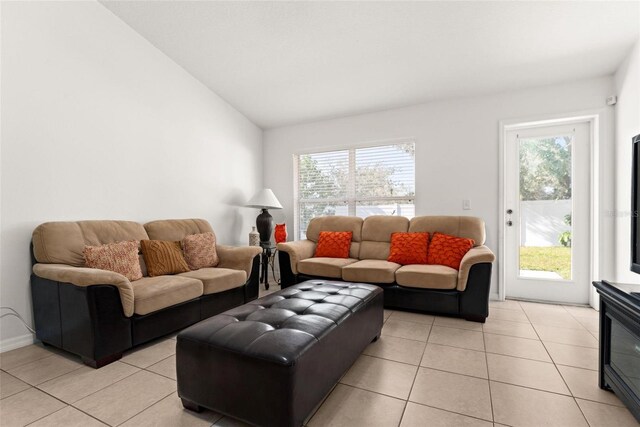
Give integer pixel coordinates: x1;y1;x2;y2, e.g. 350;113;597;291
1;294;638;426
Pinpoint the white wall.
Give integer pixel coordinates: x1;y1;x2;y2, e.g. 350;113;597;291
0;2;263;350
264;76;616;298
614;39;640;284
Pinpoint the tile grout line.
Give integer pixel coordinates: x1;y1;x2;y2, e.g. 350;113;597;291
0;346;55;372
68;354;180;425
11;382;107;427
519;302;592;425
111;388;176;427
483;318;496;424
140;353;177;380
26;402;109;427
490;307;603;396
395;319;432;427
4;388;67;426
361;351;425;369
395;400;409;427
488;378;573;399
404;400;497;425
484;348;552;364
20;363;86;391
537;325;626;422
34;363;143;402
491;301;603;420
564;306;601;339
51;367;154;425
330;384;406;409
483;330;543;342
67;376;149;425
398;319;435;426
505;301;585;424
0;370;33;400
22;406;70;427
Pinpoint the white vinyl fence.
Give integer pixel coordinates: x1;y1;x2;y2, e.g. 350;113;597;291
520;200;571;247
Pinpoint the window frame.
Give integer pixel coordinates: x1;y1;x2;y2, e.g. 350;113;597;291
293;138;416;240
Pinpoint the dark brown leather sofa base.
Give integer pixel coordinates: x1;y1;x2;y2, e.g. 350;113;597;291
279;251;493;323
31;255;260;368
176;280;384;427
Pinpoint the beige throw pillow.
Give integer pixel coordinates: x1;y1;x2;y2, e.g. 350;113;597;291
182;232;219;270
83;240;143;281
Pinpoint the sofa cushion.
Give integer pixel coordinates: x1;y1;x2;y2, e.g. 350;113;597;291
361;215;409;242
141;240;190;277
83;240;143;281
297;257;359;279
131;275;203;315
179;268;247;295
388;232;429;265
395;264;458;290
359;215;410;260
408;216;485;246
342;260;401;283
182;232;219;270
144;218;213;241
306;216;362;258
314;231;352;258
427;233;475;270
32;220;149;267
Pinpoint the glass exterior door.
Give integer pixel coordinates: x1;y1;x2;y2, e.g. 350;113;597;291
505;122;590;303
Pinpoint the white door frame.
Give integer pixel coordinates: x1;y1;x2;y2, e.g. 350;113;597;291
498;111;601;308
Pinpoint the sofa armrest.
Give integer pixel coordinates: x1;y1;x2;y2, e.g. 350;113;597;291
216;245;262;278
32;263;134;317
276;240;316;275
457;245;496;291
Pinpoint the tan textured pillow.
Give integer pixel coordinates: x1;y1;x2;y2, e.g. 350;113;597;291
140;240;190;277
182;232;219;270
83;240;143;281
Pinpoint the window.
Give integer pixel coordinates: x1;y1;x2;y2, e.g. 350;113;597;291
294;142;416;239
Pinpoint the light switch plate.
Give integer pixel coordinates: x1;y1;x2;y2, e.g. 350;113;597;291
463;199;471;210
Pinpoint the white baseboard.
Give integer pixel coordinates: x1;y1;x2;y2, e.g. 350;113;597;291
489;293;501;301
0;333;36;353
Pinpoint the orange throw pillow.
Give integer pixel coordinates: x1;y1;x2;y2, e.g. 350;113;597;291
314;231;353;258
427;233;475;270
388;232;429;265
140;240;190;277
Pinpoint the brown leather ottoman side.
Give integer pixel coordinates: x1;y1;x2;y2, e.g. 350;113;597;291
176;280;383;427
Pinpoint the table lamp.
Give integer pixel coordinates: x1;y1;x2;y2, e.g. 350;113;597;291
246;188;283;245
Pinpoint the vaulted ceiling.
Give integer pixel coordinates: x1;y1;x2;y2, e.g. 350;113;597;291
101;1;639;129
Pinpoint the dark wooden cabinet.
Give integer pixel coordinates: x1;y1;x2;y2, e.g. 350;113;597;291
593;280;640;422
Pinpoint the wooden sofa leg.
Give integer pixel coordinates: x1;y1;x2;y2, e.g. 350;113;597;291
182;398;203;412
82;352;123;368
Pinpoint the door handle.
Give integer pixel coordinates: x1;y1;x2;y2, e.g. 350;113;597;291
506;209;513;226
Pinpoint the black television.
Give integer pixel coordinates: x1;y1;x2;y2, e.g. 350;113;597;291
632;133;640;274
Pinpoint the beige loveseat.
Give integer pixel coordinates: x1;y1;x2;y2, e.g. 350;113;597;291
277;215;495;322
31;218;261;367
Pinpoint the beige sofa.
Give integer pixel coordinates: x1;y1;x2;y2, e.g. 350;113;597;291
31;218;261;367
277;215;495;322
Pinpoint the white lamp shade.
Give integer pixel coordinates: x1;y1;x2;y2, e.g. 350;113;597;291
246;188;283;209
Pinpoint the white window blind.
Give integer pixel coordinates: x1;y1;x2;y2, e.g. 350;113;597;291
295;142;415;239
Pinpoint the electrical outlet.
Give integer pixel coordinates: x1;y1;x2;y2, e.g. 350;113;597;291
463;199;471;210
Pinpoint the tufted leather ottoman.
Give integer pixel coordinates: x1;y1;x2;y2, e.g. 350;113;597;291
176;279;383;427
